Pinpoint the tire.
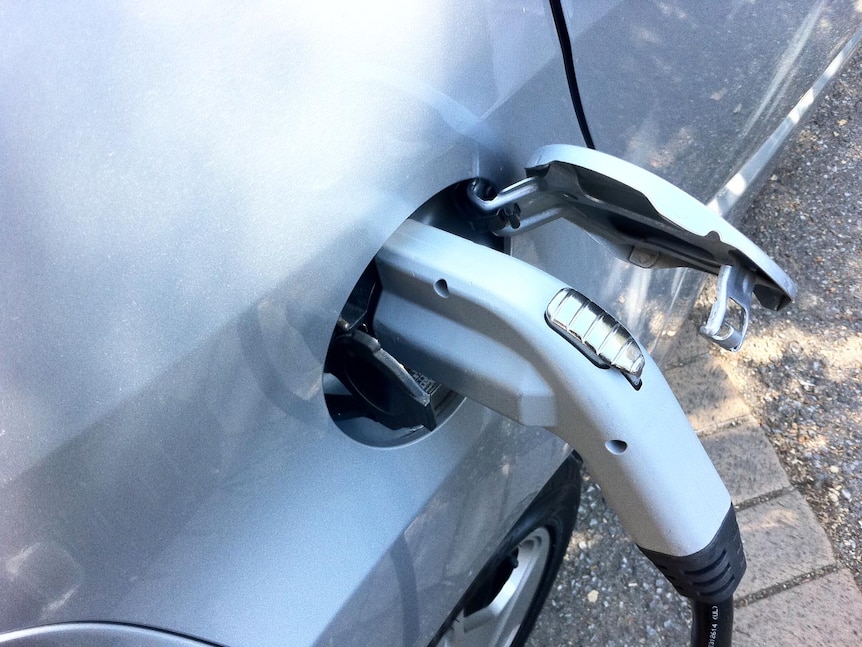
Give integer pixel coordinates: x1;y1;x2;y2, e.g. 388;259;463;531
430;454;581;647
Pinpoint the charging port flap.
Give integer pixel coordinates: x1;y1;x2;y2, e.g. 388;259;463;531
466;145;797;351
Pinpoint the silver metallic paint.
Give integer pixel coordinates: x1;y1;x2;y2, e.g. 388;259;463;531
563;0;862;203
1;3;581;645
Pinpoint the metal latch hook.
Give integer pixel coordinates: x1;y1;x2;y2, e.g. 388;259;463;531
700;265;757;352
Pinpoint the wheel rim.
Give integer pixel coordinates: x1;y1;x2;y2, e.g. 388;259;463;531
435;527;552;647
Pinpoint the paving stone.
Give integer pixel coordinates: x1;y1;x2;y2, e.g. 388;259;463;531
660;317;712;368
735;569;862;646
701;420;790;505
736;492;835;599
664;357;751;432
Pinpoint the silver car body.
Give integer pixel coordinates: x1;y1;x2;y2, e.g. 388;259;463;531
1;2;860;645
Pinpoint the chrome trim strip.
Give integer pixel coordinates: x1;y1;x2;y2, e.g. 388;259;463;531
707;25;862;217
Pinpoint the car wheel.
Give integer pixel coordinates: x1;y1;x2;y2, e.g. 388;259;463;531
430;454;581;647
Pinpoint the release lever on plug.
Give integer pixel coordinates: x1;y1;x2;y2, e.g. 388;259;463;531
546;288;645;388
465;144;797;352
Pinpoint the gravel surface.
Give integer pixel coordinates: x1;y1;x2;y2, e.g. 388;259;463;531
528;43;862;647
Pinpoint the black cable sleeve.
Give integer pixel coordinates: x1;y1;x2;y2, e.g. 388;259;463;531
640;506;746;604
691;598;734;647
548;0;596;149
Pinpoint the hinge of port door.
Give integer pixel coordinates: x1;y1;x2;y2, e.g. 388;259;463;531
464;144;796;352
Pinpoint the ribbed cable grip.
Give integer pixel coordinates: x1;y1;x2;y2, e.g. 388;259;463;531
640;506;746;604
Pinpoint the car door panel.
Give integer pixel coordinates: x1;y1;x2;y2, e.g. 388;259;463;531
561;0;862;202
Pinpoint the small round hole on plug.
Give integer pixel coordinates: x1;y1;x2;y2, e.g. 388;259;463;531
605;440;628;455
434;279;450;298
